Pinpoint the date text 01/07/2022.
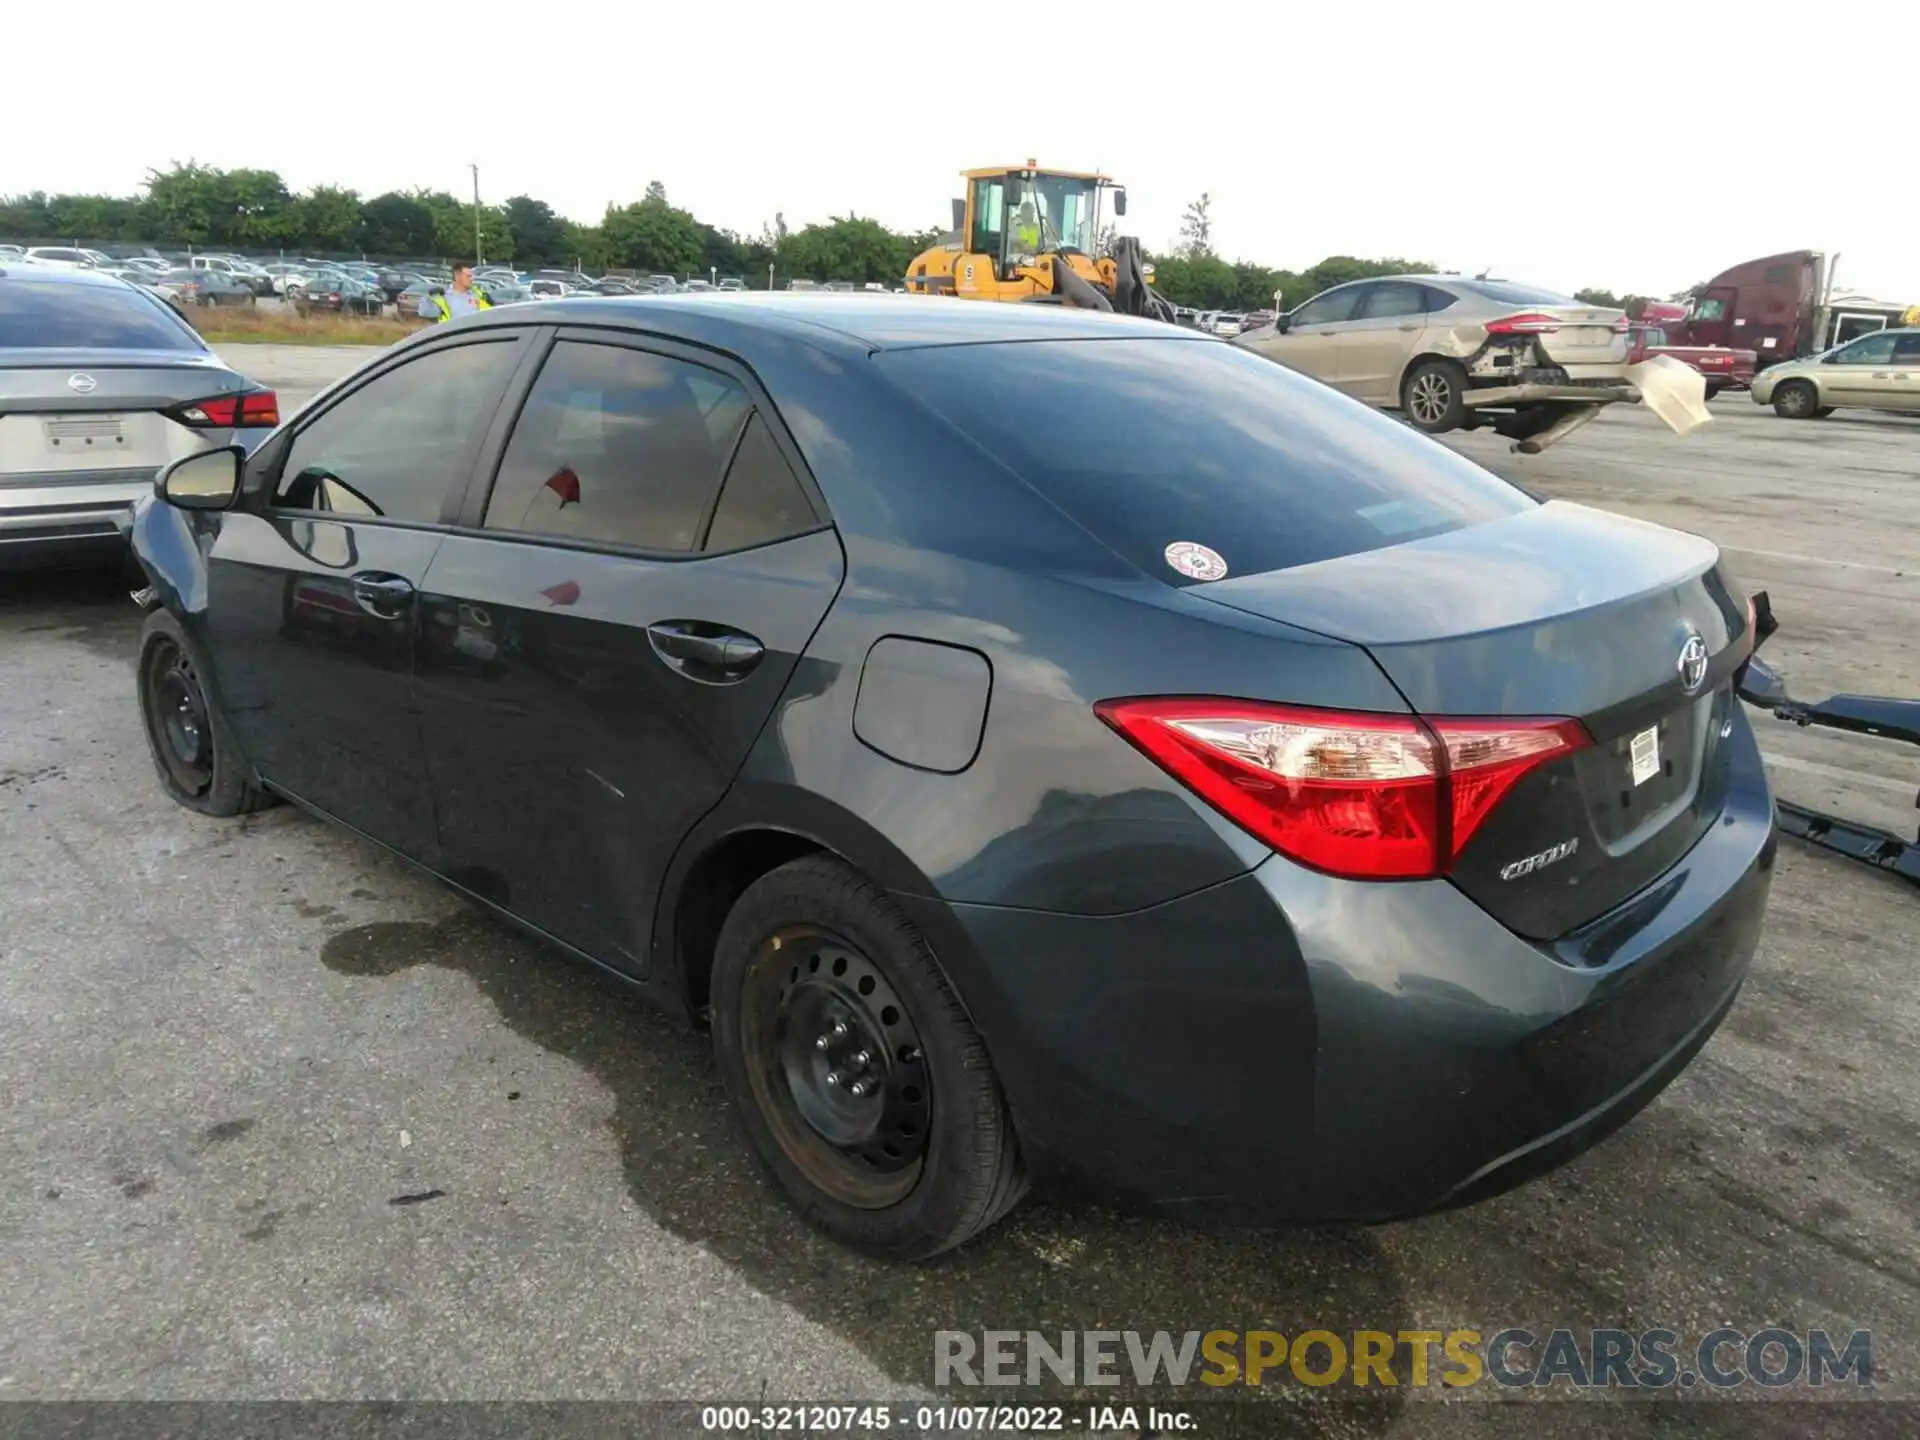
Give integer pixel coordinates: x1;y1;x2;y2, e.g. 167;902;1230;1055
699;1403;1195;1433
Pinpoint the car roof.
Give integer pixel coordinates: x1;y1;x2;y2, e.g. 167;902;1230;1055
462;291;1218;353
0;263;131;289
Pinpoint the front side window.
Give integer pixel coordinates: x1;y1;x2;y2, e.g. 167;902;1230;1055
1291;285;1367;327
482;341;740;552
1692;297;1727;322
1892;334;1920;363
1831;332;1895;365
275;339;522;521
969;177;1006;259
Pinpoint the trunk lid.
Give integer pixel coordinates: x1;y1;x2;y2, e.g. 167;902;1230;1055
1196;501;1749;939
0;352;249;481
1527;305;1629;367
0;349;241;414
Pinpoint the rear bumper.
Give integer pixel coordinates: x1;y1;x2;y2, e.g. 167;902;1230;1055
0;478;151;559
1464;382;1637;409
904;708;1777;1224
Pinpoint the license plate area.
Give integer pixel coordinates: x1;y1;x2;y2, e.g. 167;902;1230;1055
1583;693;1717;847
0;412;175;474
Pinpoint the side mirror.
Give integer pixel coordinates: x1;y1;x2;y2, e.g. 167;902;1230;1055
1275;314;1293;334
1113;188;1127;217
157;445;242;510
950;197;965;233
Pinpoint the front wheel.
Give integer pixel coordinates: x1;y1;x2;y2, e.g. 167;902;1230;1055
1773;380;1822;419
711;855;1027;1259
1703;382;1723;401
137;609;276;816
1400;358;1468;433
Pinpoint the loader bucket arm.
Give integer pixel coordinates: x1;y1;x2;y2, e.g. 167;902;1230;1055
1050;257;1113;311
1109;236;1178;323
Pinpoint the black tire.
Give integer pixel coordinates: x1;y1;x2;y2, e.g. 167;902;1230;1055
711;854;1027;1259
1813;406;1836;418
1773;380;1822;419
137;608;275;817
1400;357;1468;433
1703;382;1723;401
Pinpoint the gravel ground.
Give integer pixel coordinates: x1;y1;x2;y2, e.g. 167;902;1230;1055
0;345;1914;1435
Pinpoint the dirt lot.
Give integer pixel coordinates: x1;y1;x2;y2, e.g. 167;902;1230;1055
1;346;1914;1435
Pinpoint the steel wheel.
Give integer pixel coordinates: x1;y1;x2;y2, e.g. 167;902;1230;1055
143;636;213;799
1774;381;1818;419
739;924;932;1209
1408;370;1453;426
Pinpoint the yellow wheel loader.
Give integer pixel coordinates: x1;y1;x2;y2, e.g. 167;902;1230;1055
904;162;1176;320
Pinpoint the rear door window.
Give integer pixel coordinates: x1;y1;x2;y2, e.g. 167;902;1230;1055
880;338;1532;583
481;340;738;552
0;277;202;350
1358;281;1427;319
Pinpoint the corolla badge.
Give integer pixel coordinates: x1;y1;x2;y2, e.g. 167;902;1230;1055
1499;837;1579;882
67;373;97;394
1677;633;1709;695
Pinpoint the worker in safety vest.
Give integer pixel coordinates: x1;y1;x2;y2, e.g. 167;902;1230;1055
1010;199;1042;257
420;261;492;322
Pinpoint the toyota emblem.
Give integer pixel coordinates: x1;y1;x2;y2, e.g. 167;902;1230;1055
1677;633;1709;695
67;373;97;394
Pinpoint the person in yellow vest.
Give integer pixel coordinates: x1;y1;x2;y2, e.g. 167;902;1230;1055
419;261;492;322
1010;199;1042;257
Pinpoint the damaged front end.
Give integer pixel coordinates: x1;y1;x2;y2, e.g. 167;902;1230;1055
1740;591;1920;886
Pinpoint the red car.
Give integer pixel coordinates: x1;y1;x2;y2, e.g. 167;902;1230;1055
1629;305;1756;398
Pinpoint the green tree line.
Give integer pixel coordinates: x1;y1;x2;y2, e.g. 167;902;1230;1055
2;162;1632;310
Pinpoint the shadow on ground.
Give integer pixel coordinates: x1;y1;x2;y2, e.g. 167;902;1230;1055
322;913;1411;1436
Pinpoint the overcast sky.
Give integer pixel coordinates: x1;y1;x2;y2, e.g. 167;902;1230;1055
8;3;1914;302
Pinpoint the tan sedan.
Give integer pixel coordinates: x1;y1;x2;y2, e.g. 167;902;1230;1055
1235;275;1632;448
1749;328;1920;418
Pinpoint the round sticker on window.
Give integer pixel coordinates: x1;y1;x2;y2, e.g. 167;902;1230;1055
1164;541;1229;581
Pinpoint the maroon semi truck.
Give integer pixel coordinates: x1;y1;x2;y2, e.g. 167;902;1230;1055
1664;250;1828;370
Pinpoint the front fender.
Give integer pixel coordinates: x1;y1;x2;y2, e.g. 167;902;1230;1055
128;493;213;617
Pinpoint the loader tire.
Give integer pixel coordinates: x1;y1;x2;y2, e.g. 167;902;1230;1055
1401;359;1467;433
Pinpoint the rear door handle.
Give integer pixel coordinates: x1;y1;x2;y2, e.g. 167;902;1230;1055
646;620;765;680
350;571;415;617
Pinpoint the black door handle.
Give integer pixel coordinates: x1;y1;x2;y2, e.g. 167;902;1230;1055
351;571;415;617
647;620;765;679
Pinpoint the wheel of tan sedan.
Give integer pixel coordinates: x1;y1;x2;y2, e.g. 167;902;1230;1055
1401;357;1468;433
1773;380;1822;419
137;609;276;817
711;854;1027;1259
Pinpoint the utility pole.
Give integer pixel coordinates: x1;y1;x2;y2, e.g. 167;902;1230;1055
470;163;482;265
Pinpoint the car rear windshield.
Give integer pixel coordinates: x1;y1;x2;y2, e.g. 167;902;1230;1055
1449;278;1582;307
878;338;1533;583
0;277;202;351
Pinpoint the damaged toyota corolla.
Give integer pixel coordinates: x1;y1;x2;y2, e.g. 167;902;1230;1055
128;294;1776;1260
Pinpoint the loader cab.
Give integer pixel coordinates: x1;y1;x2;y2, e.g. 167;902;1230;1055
960;164;1114;284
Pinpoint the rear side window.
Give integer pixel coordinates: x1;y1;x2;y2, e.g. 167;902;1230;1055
880;339;1532;583
1360;281;1427;319
482;340;736;552
0;278;201;351
704;413;818;552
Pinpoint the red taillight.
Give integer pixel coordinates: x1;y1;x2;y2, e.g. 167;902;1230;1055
1484;312;1563;336
239;389;279;426
1610;315;1631;333
173;388;279;428
1094;698;1588;881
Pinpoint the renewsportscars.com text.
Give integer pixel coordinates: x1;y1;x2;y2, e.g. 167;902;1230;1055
934;1328;1874;1390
